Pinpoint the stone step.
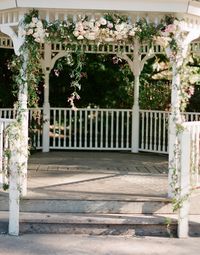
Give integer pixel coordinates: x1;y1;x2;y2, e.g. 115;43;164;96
1;193;200;214
0;195;174;214
0;212;199;237
22;198;174;214
0;212;176;236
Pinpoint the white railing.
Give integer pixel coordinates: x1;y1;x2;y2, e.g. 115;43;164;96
182;121;200;188
139;110;170;153
1;108;200;153
0;108;16;119
0;118;14;189
49;108;132;150
29;108;43;150
178;121;200;238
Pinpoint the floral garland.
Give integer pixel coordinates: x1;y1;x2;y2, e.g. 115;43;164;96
16;10;198;109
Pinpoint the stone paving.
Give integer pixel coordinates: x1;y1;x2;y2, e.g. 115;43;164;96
27;151;169;200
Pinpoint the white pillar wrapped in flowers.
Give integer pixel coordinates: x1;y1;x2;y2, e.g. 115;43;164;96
164;23;200;237
166;25;200;198
0;24;29;235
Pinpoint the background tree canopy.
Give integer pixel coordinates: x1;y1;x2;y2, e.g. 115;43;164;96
0;49;16;107
0;49;199;111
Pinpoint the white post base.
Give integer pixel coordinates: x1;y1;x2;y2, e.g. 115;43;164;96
131;105;139;153
42;103;50;152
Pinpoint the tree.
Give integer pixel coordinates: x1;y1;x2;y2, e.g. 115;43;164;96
0;49;16;107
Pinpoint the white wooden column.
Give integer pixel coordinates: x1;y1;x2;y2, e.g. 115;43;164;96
118;39;155;153
0;24;28;235
178;129;190;238
168;28;200;198
131;39;141;153
42;43;51;152
8;124;21;236
168;62;182;197
18;52;29;197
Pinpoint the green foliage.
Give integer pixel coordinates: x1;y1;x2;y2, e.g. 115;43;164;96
0;49;16;107
3;183;9;191
135;19;163;45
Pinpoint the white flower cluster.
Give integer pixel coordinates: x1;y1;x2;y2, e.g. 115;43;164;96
73;17;138;42
155;20;187;48
22;17;48;43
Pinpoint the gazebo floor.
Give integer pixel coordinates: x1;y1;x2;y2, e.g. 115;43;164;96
0;151;200;236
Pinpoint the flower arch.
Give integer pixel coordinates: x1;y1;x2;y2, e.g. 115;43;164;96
4;8;200;236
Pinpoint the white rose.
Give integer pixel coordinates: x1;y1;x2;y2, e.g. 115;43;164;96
32;17;38;24
36;20;43;28
115;23;125;32
85;32;96;40
99;17;107;26
127;24;132;30
77;35;84;40
116;34;123;40
27;28;34;35
34;37;41;43
33;32;39;38
73;30;80;37
107;22;113;29
95;21;101;27
88;21;94;29
178;21;187;31
104;37;114;42
92;26;99;33
129;30;135;36
29;22;36;28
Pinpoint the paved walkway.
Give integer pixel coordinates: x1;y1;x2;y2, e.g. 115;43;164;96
0;234;199;255
27;151;169;200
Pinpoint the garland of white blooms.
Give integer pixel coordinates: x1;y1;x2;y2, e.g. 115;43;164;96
5;10;199;210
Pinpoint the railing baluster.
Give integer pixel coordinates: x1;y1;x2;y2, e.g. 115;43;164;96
79;110;82;148
89;110;93;148
154;112;157;151
140;111;144;150
0;122;3;187
126;111;130;149
84;110;87;148
105;110;109;148
110;110;114;148
63;109;67;148
58;109;61;148
149;111;153;151
74;110;77;148
158;112;161;152
121;111;124;148
95;110;98;148
145;111;149;150
100;110;103;148
69;109;72;148
116;111;119;148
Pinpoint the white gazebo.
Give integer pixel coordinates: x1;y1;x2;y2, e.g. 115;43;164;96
0;0;200;237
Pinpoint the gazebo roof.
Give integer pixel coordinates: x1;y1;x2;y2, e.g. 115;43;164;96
0;0;199;14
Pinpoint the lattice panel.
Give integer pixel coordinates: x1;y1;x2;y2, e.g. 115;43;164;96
1;35;200;56
0;36;13;49
0;10;21;26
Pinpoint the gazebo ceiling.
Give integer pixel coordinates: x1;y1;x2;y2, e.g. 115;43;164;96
0;0;200;29
0;0;199;14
